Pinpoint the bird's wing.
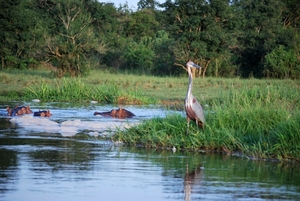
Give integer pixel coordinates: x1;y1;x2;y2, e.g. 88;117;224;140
191;98;205;124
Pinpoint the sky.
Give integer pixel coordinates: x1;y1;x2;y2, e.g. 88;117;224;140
104;0;164;10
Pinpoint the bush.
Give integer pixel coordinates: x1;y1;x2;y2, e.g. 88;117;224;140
264;45;300;79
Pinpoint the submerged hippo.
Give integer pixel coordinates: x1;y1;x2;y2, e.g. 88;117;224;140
6;106;33;116
33;110;52;117
94;108;135;118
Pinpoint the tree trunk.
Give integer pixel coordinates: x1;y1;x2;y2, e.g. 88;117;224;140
202;60;211;78
1;56;4;69
215;58;219;77
191;67;196;78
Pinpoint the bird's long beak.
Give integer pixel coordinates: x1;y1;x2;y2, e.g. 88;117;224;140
192;62;201;68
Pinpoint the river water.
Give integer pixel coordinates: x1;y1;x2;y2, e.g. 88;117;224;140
0;102;300;201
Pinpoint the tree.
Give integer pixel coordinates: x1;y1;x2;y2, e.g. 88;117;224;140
235;0;286;77
152;30;177;75
162;0;233;77
123;37;155;74
281;0;300;28
124;9;159;40
43;0;103;77
137;0;158;10
264;45;300;79
0;0;42;69
1;0;299;79
84;1;120;69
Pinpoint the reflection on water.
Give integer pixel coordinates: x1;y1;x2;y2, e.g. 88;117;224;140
0;102;300;201
1;138;300;201
184;162;203;201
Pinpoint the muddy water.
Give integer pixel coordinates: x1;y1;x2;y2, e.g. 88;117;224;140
0;102;300;201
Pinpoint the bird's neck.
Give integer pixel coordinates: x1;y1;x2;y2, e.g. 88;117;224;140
186;67;193;99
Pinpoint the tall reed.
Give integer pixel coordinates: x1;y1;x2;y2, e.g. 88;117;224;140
24;78;154;104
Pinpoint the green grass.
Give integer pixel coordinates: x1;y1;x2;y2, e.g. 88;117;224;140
1;68;299;161
111;82;300;162
0;69;156;104
23;78;153;104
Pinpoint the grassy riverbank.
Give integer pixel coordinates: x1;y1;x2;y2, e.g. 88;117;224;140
112;84;300;162
1;68;299;161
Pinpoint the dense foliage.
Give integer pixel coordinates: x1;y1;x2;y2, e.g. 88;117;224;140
0;0;299;78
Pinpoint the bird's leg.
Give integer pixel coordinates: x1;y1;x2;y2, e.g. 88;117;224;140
186;117;190;135
186;122;189;135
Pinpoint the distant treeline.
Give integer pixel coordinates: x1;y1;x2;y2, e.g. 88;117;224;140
0;0;299;78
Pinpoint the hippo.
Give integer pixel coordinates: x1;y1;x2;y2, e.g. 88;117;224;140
33;110;52;117
94;108;135;118
6;106;33;116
